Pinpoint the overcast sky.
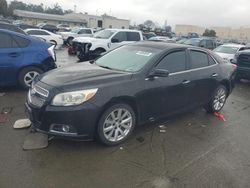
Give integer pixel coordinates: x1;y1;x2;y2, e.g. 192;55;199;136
10;0;250;28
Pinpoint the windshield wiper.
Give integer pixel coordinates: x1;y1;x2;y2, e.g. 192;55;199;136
98;65;113;70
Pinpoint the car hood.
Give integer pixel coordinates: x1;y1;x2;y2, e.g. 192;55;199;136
39;63;131;90
73;37;107;43
215;52;235;60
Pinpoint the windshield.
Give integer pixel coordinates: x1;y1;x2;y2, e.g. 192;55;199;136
96;45;160;72
213;46;239;54
184;38;201;46
94;30;116;39
71;28;81;33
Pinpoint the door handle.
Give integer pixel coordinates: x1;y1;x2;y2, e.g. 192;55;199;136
211;73;218;78
9;52;19;58
182;80;191;85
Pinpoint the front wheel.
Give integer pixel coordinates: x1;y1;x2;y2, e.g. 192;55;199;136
97;104;136;146
204;85;228;113
18;67;43;89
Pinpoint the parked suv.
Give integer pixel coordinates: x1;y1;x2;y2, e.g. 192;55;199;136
0;29;57;89
73;29;144;61
233;50;250;81
184;38;217;50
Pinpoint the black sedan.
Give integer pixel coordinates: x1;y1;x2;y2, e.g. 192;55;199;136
26;42;236;145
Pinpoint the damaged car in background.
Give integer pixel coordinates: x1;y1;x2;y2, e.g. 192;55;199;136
26;42;236;146
72;29;143;61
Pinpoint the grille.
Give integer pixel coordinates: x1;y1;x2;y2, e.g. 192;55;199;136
238;54;250;66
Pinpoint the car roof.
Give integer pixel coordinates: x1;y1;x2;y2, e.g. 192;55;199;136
105;29;141;32
221;43;245;48
129;41;201;50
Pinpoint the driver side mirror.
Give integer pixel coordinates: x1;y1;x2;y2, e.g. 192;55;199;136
148;69;169;78
111;38;119;43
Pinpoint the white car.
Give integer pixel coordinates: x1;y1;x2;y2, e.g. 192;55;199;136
73;29;144;61
25;29;63;49
58;27;94;45
213;44;246;62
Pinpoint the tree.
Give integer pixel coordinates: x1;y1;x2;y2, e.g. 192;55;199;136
0;0;8;17
64;9;73;14
45;3;64;15
203;29;216;37
143;20;155;29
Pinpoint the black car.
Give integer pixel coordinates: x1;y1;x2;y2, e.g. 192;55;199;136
234;50;250;80
16;24;39;30
39;24;59;33
26;42;236;145
0;22;26;35
184;38;217;50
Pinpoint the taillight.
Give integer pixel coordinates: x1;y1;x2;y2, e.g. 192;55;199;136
48;45;56;61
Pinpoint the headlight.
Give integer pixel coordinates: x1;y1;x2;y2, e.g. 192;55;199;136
51;89;98;106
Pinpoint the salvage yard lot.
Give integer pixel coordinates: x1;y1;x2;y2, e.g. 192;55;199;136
1;48;250;188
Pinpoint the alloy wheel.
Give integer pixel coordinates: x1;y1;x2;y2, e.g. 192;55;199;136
213;87;227;111
24;71;40;87
103;108;133;142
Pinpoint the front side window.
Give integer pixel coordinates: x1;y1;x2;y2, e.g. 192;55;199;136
78;29;92;34
96;45;160;72
190;50;209;69
156;51;186;73
112;32;127;42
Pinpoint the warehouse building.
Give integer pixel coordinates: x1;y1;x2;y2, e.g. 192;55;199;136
175;24;250;40
13;9;130;29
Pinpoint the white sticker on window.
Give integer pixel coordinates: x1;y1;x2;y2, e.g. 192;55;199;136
136;51;152;56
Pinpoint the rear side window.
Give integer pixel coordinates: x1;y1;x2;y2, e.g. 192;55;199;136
126;32;140;41
0;32;12;48
12;35;30;48
190;50;209;69
27;30;49;35
156;50;186;73
208;55;217;65
206;40;214;49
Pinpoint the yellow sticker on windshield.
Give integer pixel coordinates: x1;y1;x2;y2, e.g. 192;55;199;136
136;51;152;56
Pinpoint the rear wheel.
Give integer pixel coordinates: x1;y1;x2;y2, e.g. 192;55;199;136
97;104;136;146
18;67;43;89
204;85;228;113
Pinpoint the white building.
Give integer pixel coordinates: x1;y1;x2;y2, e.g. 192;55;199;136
13;9;130;29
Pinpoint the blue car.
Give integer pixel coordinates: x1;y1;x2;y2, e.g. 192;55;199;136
0;29;57;89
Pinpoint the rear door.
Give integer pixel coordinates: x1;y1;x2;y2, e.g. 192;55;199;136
0;32;23;85
187;49;220;106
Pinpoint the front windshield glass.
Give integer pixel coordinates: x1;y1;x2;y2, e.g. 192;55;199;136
71;28;81;33
213;46;239;54
184;38;201;46
94;30;116;39
96;46;160;72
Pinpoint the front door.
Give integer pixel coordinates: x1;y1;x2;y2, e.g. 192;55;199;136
138;50;194;121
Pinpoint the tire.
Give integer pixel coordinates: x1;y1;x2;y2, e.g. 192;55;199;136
97;103;136;146
93;48;105;57
18;67;43;89
204;85;228;113
67;37;74;46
